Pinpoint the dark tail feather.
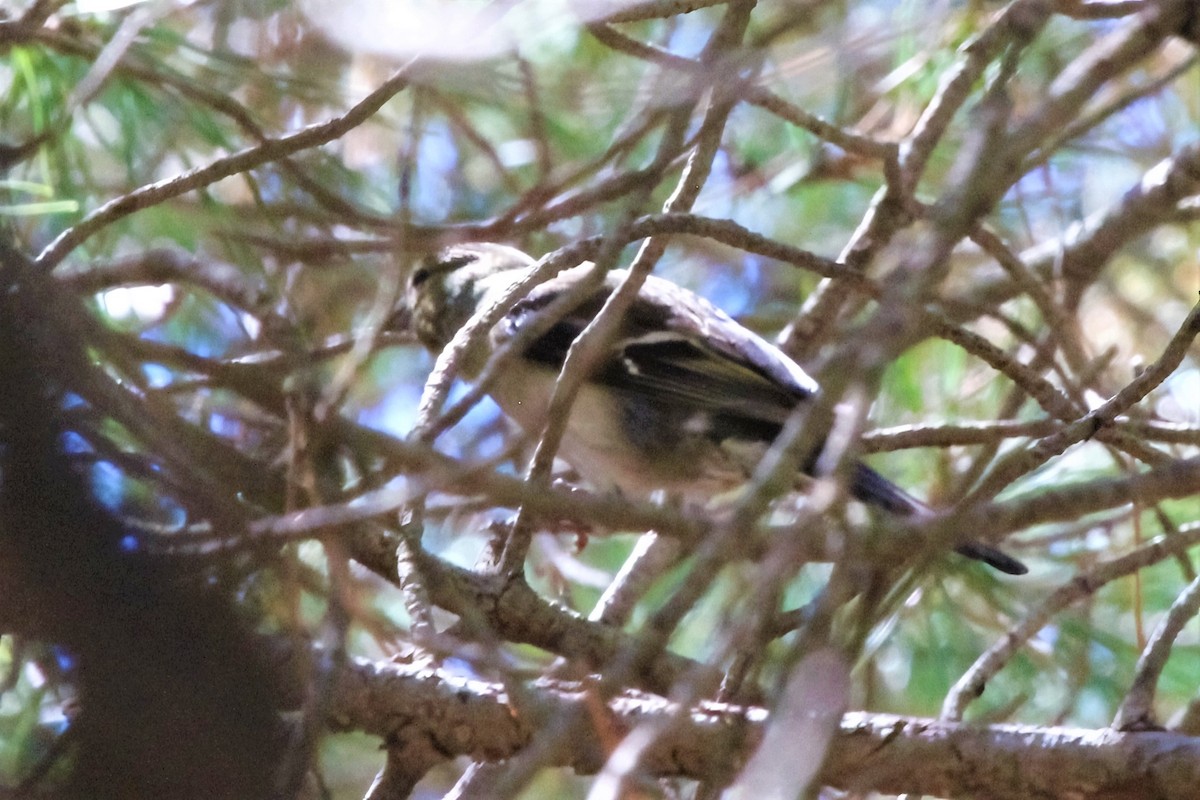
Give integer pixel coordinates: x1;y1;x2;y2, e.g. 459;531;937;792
850;463;1027;575
848;461;929;515
952;541;1029;575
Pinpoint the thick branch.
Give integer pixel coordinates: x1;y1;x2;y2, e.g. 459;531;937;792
329;657;1200;799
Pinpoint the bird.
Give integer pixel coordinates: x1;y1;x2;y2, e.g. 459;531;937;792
404;241;1027;575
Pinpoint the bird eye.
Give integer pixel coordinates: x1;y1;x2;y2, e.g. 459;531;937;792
410;266;432;287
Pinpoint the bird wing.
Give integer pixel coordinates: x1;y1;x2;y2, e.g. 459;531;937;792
496;269;817;431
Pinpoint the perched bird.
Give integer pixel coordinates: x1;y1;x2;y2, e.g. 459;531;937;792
406;242;1026;575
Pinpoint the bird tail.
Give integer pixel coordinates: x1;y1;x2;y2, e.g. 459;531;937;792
850;462;1027;575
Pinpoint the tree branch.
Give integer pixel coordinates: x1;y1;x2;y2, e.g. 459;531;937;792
329;656;1200;799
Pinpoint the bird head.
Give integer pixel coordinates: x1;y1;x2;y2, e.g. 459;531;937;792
406;242;535;351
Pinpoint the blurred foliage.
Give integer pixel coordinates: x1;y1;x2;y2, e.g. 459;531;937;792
1;0;1199;798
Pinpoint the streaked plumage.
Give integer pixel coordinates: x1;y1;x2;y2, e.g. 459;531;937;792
405;242;1026;575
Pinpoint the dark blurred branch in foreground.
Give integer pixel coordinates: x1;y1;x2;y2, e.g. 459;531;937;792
0;240;286;799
